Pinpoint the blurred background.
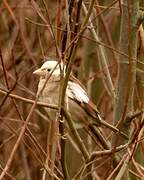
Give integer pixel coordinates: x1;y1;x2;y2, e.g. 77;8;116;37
0;0;143;179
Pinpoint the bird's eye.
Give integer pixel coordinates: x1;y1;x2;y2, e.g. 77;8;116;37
47;68;51;72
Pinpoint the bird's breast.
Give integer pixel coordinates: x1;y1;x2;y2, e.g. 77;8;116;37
38;79;60;105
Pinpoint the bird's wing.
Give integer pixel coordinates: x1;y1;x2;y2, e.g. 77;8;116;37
67;81;89;103
67;81;101;122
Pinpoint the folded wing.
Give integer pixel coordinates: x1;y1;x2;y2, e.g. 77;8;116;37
67;81;102;123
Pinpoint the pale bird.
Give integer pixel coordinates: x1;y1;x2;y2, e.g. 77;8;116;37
33;60;128;138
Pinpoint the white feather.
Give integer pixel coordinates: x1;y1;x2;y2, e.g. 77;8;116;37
41;60;58;69
40;60;65;76
67;81;89;103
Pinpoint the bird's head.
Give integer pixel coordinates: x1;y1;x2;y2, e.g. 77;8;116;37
33;60;65;78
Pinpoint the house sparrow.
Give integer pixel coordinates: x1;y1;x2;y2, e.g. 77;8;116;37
33;60;127;137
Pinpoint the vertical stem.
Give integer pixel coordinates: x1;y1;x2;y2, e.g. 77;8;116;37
112;0;139;172
56;0;61;46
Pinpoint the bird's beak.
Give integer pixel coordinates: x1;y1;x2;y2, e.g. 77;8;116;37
33;68;44;76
